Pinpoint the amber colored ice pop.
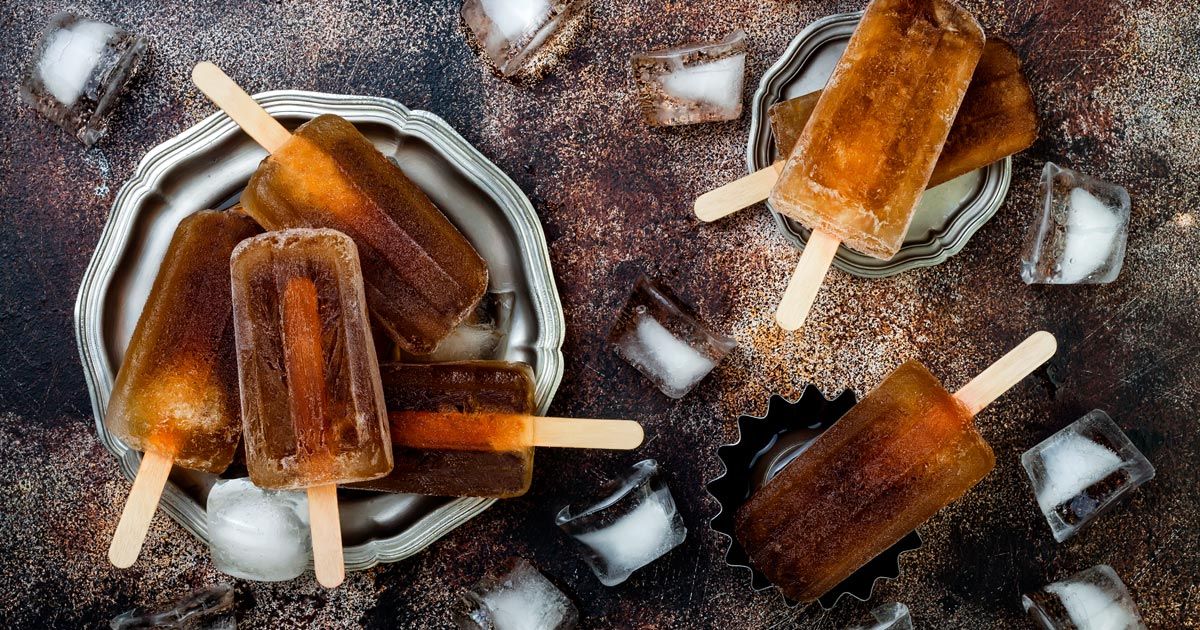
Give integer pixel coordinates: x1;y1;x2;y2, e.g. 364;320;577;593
192;62;488;355
768;0;984;330
230;229;392;587
106;209;260;568
353;361;644;498
735;331;1056;603
768;40;1038;188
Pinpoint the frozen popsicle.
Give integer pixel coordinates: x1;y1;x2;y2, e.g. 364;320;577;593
106;209;260;568
735;331;1056;603
768;40;1037;188
230;228;392;587
192;62;488;355
353;361;644;498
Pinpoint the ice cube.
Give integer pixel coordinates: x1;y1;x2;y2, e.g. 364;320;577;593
19;13;147;146
1021;163;1131;284
110;583;236;629
1020;410;1155;542
556;459;687;586
455;557;579;630
632;30;747;126
1022;565;1147;630
845;603;913;630
608;275;735;399
400;292;515;363
206;478;310;582
461;0;592;77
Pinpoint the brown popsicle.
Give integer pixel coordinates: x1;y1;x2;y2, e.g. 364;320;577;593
735;332;1057;603
695;39;1038;222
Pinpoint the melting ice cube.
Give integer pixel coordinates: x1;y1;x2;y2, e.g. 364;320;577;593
110;583;236;630
400;292;515;363
206;478;310;582
1020;410;1155;542
461;0;592;77
1022;565;1147;630
19;13;146;146
1021;163;1131;285
556;459;687;586
632;30;747;126
845;603;913;630
608;275;735;399
455;557;579;630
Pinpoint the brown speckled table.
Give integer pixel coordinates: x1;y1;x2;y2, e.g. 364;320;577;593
1;1;1197;628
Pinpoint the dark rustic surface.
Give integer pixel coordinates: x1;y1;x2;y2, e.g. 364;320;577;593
1;0;1197;628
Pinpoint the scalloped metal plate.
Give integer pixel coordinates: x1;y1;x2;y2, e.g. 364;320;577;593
748;11;1012;279
74;90;565;570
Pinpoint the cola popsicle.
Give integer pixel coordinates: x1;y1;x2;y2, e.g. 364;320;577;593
770;40;1037;188
354;361;537;497
230;228;391;490
106;209;260;568
735;332;1056;603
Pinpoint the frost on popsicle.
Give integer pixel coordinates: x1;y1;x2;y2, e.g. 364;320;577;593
455;557;579;630
1021;163;1131;285
19;12;146;146
206;478;310;582
556;459;687;586
1022;564;1147;630
1020;410;1154;542
110;583;236;629
632;30;747;127
461;0;592;77
608;275;735;399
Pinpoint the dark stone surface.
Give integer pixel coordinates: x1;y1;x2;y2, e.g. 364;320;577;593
1;0;1197;627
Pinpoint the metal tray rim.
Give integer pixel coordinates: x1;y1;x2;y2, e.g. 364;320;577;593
74;89;566;570
747;10;1011;279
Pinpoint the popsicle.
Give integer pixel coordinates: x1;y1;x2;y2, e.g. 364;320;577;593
735;331;1057;603
695;28;1037;226
767;40;1038;188
106;209;260;568
230;228;392;587
353;361;644;497
192;62;488;355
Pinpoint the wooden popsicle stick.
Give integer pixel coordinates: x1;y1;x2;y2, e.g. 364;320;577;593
954;331;1057;416
191;62;291;153
532;417;644;450
307;484;345;588
108;450;174;568
775;229;841;331
694;162;784;222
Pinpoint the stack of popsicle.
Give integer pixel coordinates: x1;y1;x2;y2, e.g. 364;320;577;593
694;0;1039;332
105;65;644;587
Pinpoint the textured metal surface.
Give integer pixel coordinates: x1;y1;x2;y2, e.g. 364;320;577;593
73;90;566;569
749;11;1013;278
1;0;1198;628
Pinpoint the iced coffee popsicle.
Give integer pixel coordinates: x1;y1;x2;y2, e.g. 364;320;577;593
353;361;644;498
769;40;1037;188
230;228;391;587
193;63;488;355
355;361;537;497
106;209;260;568
735;332;1056;603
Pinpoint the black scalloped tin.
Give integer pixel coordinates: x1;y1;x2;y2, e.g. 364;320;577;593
706;385;924;609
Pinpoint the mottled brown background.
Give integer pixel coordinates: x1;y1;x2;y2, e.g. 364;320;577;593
1;0;1197;628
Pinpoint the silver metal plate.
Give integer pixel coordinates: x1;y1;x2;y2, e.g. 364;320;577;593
74;90;565;570
748;11;1012;278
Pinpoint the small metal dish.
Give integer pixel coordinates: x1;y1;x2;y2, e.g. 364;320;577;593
74;90;565;570
706;386;923;609
748;11;1012;278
